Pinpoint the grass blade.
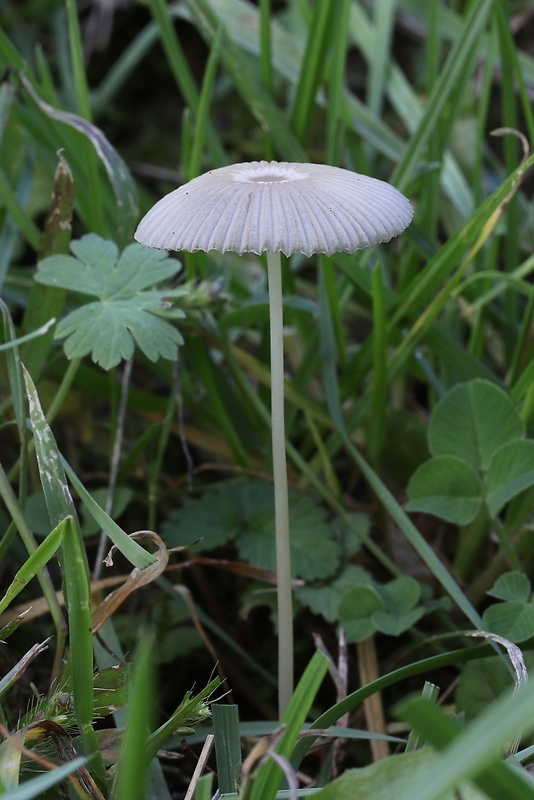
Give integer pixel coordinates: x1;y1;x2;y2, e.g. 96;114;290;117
249;651;329;800
213;705;242;795
398;690;534;800
114;633;155;800
0;517;64;615
289;0;334;144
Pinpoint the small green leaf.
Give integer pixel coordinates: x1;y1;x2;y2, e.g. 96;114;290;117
35;234;183;369
429;380;524;471
0;518;64;614
406;455;483;524
482;601;534;643
487;439;534;517
379;576;421;614
338;586;386;642
296;564;372;623
372;607;425;637
487;571;531;603
339;576;424;639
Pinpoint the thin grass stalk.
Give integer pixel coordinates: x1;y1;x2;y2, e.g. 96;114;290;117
64;0;104;235
188;25;222;181
405;681;440;753
93;357;133;579
421;0;440;246
320;259;346;375
469;21;497;356
368;262;387;463
495;3;520;363
391;0;493;191
326;0;351;166
0;168;41;250
92;23;159;117
303;410;341;501
316;261;403;579
148;0;226;166
289;0;334;144
259;0;274;160
494;0;534;143
266;251;293;717
173;356;195;492
189;335;251;467
185;0;306;162
148;393;176;532
508;291;534;387
114;633;155;800
366;0;396;119
0;463;67;671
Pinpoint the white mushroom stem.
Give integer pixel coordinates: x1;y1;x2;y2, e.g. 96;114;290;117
266;250;293;717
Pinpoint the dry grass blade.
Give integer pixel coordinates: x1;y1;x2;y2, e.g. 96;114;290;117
183;733;214;800
469;630;527;756
91;530;172;632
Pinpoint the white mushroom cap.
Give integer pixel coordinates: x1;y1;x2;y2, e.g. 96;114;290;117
135;160;413;258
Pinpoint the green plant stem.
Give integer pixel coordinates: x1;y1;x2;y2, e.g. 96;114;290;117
267;250;293;717
490;517;523;574
467;524;534;607
0;462;67;680
453;505;490;582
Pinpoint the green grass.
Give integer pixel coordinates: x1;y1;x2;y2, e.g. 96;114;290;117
2;0;534;798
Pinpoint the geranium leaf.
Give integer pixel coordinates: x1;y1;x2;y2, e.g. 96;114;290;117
238;490;340;581
35;234;183;369
163;480;341;581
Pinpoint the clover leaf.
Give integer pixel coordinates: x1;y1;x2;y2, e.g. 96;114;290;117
35;233;184;369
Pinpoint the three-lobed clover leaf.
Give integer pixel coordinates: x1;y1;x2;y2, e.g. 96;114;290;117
35;233;184;370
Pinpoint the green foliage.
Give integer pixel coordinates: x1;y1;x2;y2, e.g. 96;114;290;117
338;576;425;642
407;379;534;526
162;480;353;581
3;0;534;797
483;572;534;643
36;234;185;369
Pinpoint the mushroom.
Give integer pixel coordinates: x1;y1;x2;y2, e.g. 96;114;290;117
135;160;413;715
